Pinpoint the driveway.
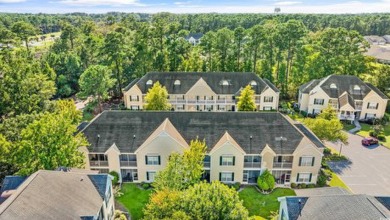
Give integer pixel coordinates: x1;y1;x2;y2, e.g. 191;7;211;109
326;133;390;196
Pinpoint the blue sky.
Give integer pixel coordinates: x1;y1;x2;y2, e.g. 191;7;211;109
0;0;389;14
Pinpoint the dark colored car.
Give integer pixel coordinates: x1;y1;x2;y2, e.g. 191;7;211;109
361;137;379;146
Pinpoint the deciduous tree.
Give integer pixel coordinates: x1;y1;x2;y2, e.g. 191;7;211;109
144;81;171;111
257;169;275;193
237;85;256;111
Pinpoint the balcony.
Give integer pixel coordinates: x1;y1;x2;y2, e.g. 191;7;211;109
120;161;137;167
169;99;235;105
339;114;354;121
89;160;109;167
244;162;261;168
203;161;210;168
273;162;292;169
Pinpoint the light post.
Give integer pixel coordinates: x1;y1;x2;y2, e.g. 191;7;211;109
339;141;343;156
250;135;253;153
275;136;287;155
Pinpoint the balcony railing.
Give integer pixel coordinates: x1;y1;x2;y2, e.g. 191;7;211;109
273;162;293;169
339;114;354;121
90;160;109;167
203;161;210;168
120;161;137;167
244;162;261;168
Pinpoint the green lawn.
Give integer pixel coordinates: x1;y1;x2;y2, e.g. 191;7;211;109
239;187;296;219
116;184;152;220
357;122;390;149
327;171;351;192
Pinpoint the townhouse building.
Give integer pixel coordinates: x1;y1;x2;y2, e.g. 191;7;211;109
0;170;115;220
80;111;324;186
123;72;279;112
298;75;388;121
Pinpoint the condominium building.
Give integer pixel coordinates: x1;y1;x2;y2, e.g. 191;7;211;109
80;111;324;186
123;72;279;112
298;75;388;121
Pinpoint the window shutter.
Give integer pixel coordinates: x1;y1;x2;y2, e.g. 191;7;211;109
233;157;235;166
365;113;367;119
367;103;370;108
220;156;222;165
219;173;222;181
296;173;300;182
145;156;148;165
299;157;302;166
147;172;149;181
311;157;315;166
309;173;312;182
232;173;235;181
376;103;379;109
158;156;161;165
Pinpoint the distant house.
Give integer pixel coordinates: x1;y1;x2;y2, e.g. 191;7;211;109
384;35;390;44
298;75;388;121
278;188;390;220
365;44;390;64
185;33;203;45
123;72;280;112
80;111;325;186
364;35;387;45
0;170;115;220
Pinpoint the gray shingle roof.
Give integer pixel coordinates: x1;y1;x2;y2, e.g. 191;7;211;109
88;174;108;200
294;124;325;149
0;170;107;220
320;75;369;100
81;111;323;154
366;83;389;99
286;195;390;220
0;176;26;193
123;72;279;95
294;187;351;197
299;80;320;94
185;33;203;40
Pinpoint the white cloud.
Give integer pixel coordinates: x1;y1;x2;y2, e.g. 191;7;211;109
57;0;143;6
174;1;192;5
0;0;26;3
274;1;302;6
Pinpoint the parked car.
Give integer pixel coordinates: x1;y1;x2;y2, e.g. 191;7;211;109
361;137;379;146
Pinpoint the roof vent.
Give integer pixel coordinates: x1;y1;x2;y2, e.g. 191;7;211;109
220;80;230;86
146;80;153;85
174;80;181;86
250;80;257;86
330;83;337;89
354;85;361;90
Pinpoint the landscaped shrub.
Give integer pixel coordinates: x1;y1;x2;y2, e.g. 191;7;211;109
378;135;386;141
297;184;302;189
321;161;330;169
257;169;275;193
232;182;241;191
323;148;331;156
307;184;315;188
109;171;119;185
290;183;297;188
369;130;377;137
301;183;307;188
317;172;327;187
141;182;150;190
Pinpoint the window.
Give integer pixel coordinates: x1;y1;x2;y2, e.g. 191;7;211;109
174;80;181;86
130;95;139;101
354;85;361;90
91;168;109;173
367;102;378;110
264;96;273;103
145;155;160;165
244;155;261;168
365;113;376;119
121;169;138;182
89;154;108;167
314;98;324;105
120;154;137;166
130;106;139;110
146;171;156;182
219;172;234;182
203;155;211;168
221;80;229;86
176;105;185;111
220;156;235;166
250;80;257;86
330;83;337;89
146;80;153;85
105;186;112;207
297;173;312;183
263;106;272;111
299;156;315;166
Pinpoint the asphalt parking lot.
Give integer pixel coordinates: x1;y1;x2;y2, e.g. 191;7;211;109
327;133;390;196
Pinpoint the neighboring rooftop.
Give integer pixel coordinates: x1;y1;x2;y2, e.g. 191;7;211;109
294;187;351;197
81;111;323;154
299;75;388;100
185;33;203;40
364;35;387;45
123;72;279;94
284;194;390;220
365;44;390;63
0;170;108;220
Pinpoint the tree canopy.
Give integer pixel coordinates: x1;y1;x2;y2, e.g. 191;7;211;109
144;81;171;111
237;85;256;111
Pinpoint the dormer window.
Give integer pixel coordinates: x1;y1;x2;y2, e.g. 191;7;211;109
146;80;153;85
250;80;257;86
354;85;361;90
221;80;229;86
330;83;337;89
174;80;181;86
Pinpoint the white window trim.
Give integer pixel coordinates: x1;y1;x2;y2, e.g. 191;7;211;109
221;155;234;166
220;172;234;182
300;156;314;166
297;172;311;183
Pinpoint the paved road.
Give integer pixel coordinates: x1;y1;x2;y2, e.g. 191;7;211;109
326;133;390;196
